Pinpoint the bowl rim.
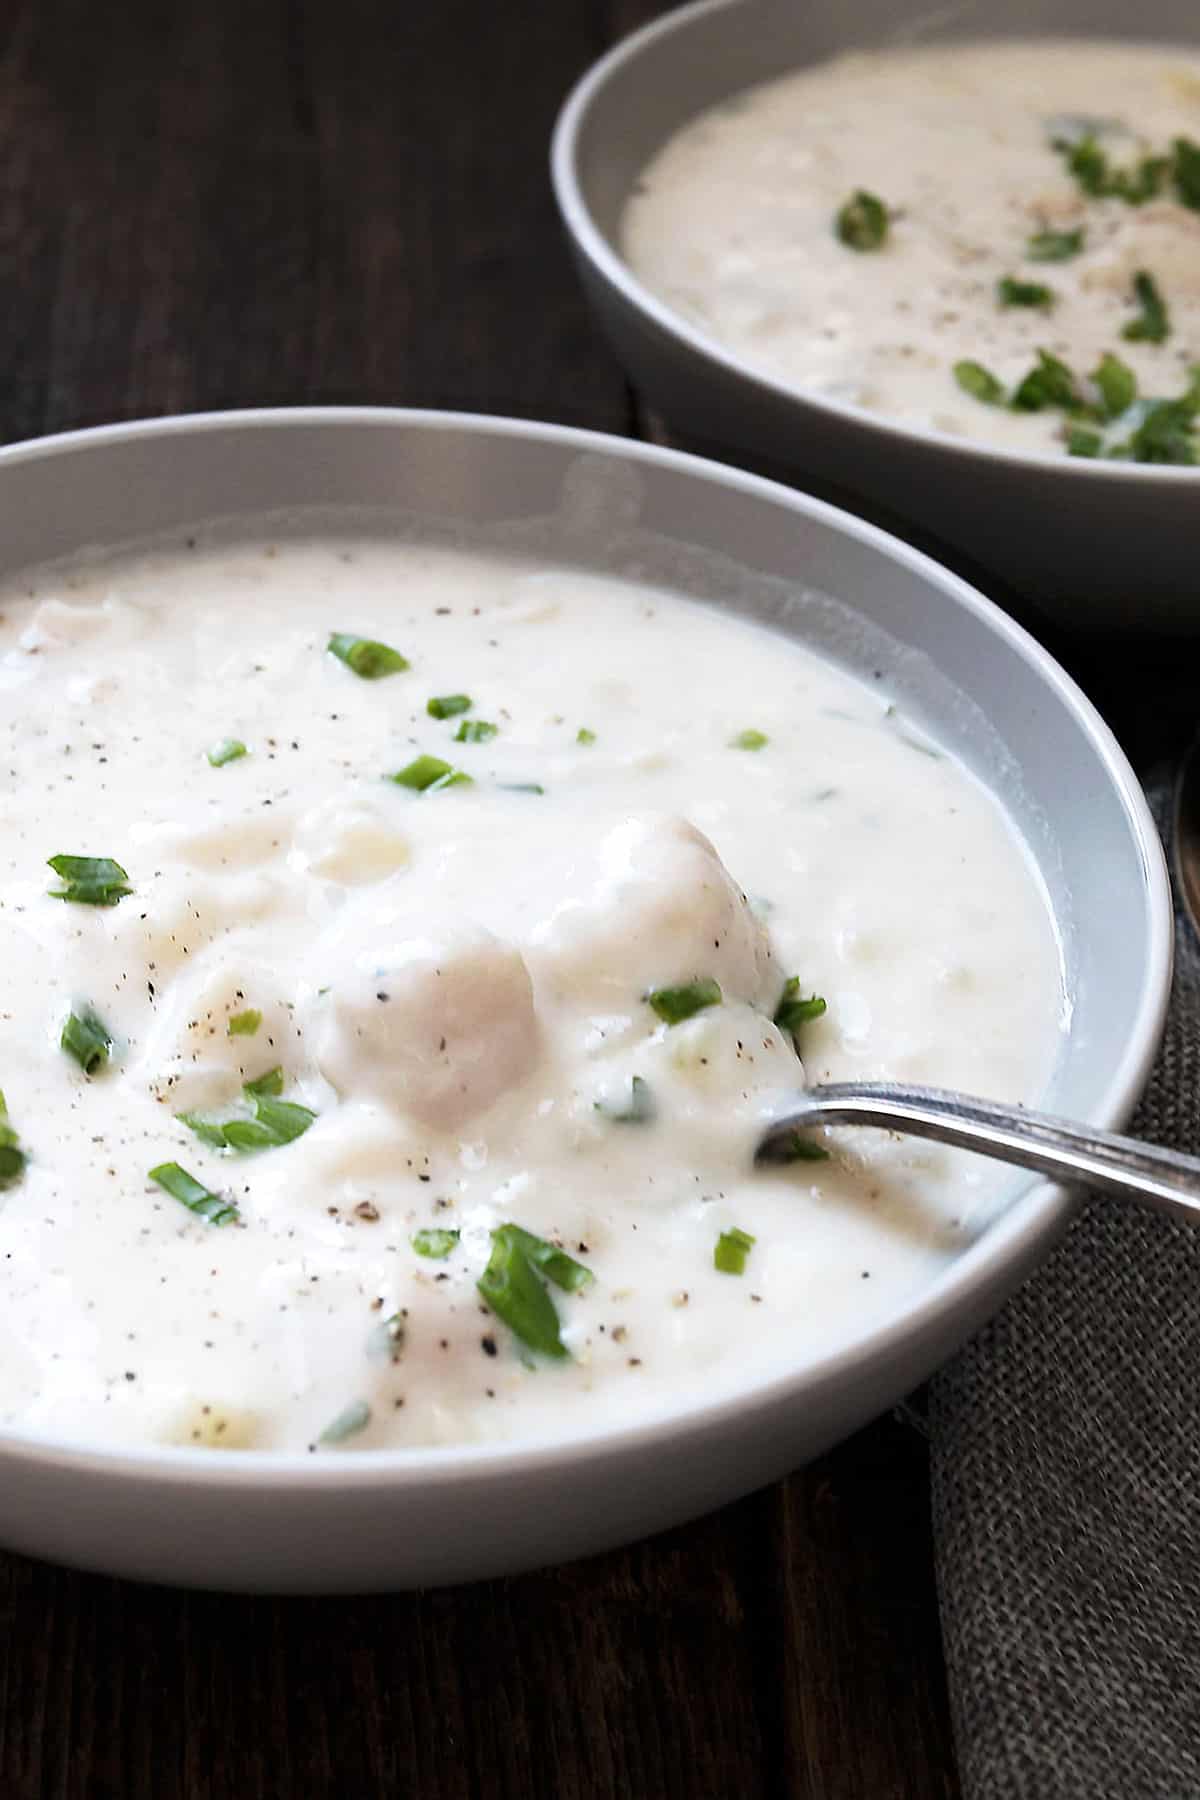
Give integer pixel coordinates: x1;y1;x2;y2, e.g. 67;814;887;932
550;0;1200;485
0;403;1173;1490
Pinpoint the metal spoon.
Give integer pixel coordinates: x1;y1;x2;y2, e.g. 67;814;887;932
756;1083;1200;1223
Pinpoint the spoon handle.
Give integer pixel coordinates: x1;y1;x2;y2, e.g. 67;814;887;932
759;1082;1200;1223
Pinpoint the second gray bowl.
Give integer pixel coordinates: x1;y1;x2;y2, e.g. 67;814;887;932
552;0;1200;633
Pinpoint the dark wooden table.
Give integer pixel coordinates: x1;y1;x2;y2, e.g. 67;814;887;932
4;3;1188;1795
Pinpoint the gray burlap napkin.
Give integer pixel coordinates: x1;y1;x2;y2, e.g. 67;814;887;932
930;780;1200;1799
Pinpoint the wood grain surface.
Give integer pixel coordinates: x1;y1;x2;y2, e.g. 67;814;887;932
0;2;961;1793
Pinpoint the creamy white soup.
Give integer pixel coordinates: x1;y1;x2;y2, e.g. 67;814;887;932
623;39;1200;461
0;527;1064;1452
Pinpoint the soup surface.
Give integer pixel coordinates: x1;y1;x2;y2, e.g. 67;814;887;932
623;39;1200;460
0;526;1064;1452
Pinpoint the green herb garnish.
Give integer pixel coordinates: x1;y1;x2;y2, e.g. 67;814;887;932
327;633;409;678
60;1007;113;1076
207;738;247;767
1066;426;1104;458
227;1009;261;1038
835;189;889;251
1092;352;1137;420
454;719;498;744
412;1227;461;1259
477;1224;576;1359
149;1161;240;1226
997;276;1055;309
1058;132;1109;195
1117;395;1199;465
1122;270;1169;344
1111;154;1168;203
499;782;544;794
774;977;828;1041
766;1132;831;1164
1174;137;1200;210
714;1227;755;1276
953;361;1006;406
176;1116;230;1151
46;854;132;907
0;1091;26;1190
597;1075;656;1125
319;1399;372;1444
730;728;768;750
389;754;473;791
243;1095;315;1144
1055;135;1168;204
576;727;596;746
1012;349;1081;413
646;978;722;1025
427;694;472;719
179;1079;315;1153
504;1225;594;1294
1027;227;1085;262
244;1065;284;1098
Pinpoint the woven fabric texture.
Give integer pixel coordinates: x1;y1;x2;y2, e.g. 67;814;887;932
931;789;1200;1799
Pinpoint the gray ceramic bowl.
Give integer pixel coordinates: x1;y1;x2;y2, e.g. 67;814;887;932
0;409;1171;1591
552;0;1200;632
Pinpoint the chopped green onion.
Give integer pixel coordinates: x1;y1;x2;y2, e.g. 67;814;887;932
1173;136;1200;210
0;1091;26;1190
60;1006;112;1076
319;1399;372;1444
389;754;473;791
499;782;544;795
504;1224;594;1294
1011;349;1080;413
1121;155;1170;203
207;738;247;767
411;1226;460;1259
766;1131;831;1165
646;978;722;1025
244;1066;284;1098
1055;135;1168;204
454;719;498;744
997;276;1055;309
576;727;596;746
1057;132;1108;194
477;1224;570;1359
227;1008;261;1038
714;1227;755;1276
730;728;768;751
47;854;132;906
1026;227;1085;262
216;1118;279;1152
597;1075;656;1125
327;633;409;678
177;1114;230;1150
773;977;828;1041
427;694;472;719
1115;392;1199;465
1092;352;1137;420
1066;426;1104;458
179;1081;315;1153
834;189;889;250
247;1095;315;1144
149;1162;240;1226
1122;270;1170;344
953;361;1006;406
